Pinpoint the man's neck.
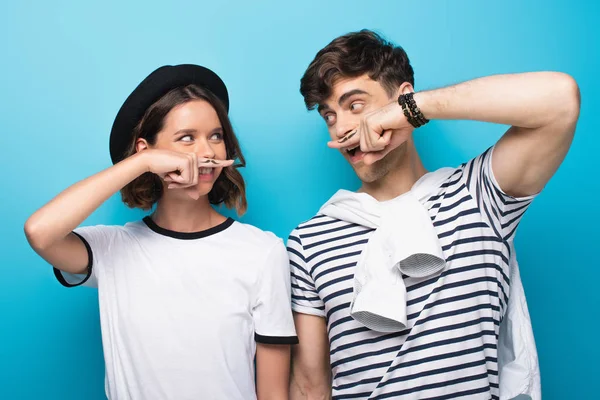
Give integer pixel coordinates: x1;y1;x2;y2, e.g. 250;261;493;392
359;146;427;201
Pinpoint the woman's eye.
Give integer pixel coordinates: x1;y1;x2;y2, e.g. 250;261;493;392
179;135;193;142
210;132;223;141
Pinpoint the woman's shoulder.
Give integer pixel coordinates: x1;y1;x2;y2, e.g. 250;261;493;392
228;220;283;249
75;220;147;239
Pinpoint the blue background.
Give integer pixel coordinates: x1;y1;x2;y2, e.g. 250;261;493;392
1;1;597;398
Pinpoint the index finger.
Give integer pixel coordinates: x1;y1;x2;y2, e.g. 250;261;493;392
327;130;359;149
197;157;235;168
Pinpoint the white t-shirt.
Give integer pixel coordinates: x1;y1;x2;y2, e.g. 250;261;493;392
55;217;297;400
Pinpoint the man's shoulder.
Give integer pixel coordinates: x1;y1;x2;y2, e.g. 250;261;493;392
289;214;344;238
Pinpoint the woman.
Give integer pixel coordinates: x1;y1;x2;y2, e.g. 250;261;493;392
24;64;297;400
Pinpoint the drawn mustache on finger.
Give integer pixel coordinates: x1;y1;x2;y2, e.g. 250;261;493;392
338;130;357;143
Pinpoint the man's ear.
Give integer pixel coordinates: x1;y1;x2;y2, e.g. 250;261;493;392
397;82;415;97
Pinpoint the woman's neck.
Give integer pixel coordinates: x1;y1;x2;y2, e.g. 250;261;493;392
151;195;226;233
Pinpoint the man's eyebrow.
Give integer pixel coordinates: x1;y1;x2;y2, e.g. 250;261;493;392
337;89;370;106
317;89;370;113
317;104;331;114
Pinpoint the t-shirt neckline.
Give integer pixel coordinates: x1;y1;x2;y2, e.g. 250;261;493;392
142;216;234;240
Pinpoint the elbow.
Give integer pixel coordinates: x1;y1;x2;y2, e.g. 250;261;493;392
556;72;581;126
24;217;49;252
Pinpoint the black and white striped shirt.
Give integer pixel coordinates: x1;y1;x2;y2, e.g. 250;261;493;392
288;148;534;399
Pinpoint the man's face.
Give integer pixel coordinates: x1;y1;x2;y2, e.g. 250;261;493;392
318;75;407;183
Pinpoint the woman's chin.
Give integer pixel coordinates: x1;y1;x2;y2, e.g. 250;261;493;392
182;183;212;200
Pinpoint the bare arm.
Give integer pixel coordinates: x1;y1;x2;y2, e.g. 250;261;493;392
256;343;291;400
290;313;331;400
24;150;202;274
335;72;580;198
416;72;580;197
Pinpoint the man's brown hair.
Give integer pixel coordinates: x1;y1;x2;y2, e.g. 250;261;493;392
300;29;415;110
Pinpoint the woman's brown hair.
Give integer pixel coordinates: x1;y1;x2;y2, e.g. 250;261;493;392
120;84;247;215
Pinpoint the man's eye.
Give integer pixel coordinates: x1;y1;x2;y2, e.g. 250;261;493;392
350;103;364;111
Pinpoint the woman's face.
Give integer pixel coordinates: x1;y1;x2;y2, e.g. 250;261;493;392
152;99;228;200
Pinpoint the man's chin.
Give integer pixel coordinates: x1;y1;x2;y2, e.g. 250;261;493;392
351;142;408;183
351;152;400;183
353;164;382;183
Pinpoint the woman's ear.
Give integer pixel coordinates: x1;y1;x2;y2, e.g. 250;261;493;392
136;138;149;153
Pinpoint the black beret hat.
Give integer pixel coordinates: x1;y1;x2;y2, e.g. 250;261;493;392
109;64;229;164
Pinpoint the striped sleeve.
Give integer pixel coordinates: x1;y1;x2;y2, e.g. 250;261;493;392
462;146;536;241
287;228;326;317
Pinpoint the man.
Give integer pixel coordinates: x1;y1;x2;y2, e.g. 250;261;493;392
288;29;579;399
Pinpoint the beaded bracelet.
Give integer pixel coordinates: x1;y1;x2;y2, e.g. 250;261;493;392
398;92;429;128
